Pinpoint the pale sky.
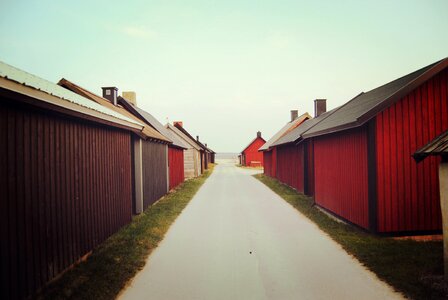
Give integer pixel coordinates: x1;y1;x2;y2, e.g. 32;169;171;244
1;0;447;152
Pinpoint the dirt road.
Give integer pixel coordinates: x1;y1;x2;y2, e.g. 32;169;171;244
119;160;403;300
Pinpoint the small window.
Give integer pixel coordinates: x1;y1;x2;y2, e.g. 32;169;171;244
106;89;111;96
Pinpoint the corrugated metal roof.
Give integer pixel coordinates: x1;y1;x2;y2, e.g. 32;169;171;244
304;58;448;138
166;123;203;151
413;130;448;162
259;113;310;151
272;107;339;146
0;61;142;126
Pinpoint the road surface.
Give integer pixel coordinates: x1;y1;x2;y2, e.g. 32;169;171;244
119;159;403;300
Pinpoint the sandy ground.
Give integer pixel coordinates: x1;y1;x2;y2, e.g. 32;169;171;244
119;159;403;300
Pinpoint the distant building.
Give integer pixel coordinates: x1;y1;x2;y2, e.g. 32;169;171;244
240;131;266;167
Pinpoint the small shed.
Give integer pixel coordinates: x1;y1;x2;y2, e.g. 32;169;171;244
240;131;266;167
259;110;310;178
303;58;448;234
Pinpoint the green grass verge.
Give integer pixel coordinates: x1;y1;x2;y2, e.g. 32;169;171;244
254;173;445;300
38;164;215;300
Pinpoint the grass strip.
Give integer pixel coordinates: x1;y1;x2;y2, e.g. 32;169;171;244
38;164;214;300
254;173;445;300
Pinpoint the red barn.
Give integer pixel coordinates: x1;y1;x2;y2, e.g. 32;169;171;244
259;110;310;178
302;58;448;234
240;131;266;167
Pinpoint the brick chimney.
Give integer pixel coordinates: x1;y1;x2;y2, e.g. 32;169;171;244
102;87;118;106
257;131;262;138
122;91;137;106
314;99;327;117
291;110;298;122
173;121;183;128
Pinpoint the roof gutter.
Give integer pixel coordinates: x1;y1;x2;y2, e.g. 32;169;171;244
0;78;144;132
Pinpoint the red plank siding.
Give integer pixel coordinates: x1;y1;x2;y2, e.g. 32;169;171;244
314;127;369;229
375;68;448;233
0;100;133;300
304;139;315;196
242;137;265;167
271;147;277;178
263;151;272;177
276;144;305;192
169;147;185;190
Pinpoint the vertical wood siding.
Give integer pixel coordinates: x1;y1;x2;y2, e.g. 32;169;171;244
0;101;132;300
376;69;447;232
276;144;305;192
263;151;272;177
142;142;168;208
314;127;369;229
242;137;265;166
183;148;196;178
169;147;185;190
304;139;315;196
272;147;277;178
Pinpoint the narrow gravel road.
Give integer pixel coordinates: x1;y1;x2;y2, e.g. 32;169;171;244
119;160;403;300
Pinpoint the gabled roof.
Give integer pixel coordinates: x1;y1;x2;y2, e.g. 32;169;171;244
58;78;169;142
166;123;202;151
413;130;448;162
174;123;213;153
259;112;311;151
241;136;266;154
0;61;143;130
118;97;191;149
272;107;340;147
304;57;448;138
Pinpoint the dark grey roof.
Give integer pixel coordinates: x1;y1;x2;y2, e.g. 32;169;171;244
413;130;448;162
166;123;202;151
271;108;338;147
303;58;448;138
116;96;194;148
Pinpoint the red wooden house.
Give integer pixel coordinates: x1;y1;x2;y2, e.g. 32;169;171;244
259;110;310;178
302;58;448;234
240;131;265;167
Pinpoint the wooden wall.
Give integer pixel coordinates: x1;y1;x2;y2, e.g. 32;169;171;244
142;141;168;208
263;151;272;177
375;68;447;233
0;100;133;300
242;137;265;167
169;147;184;190
276;144;305;193
313;127;370;229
